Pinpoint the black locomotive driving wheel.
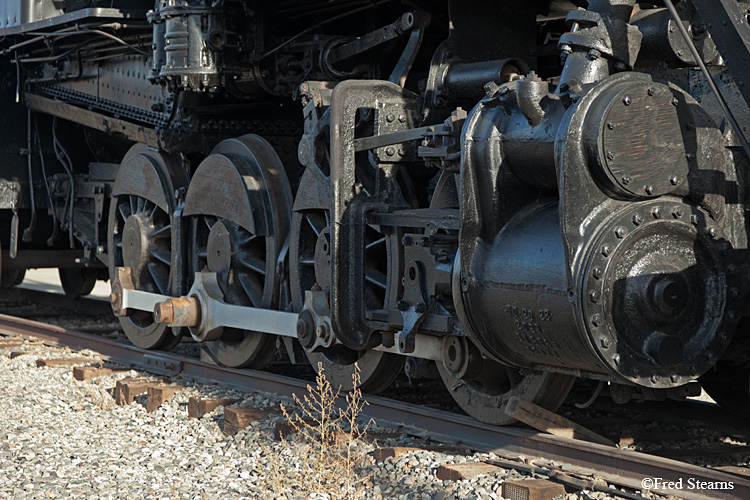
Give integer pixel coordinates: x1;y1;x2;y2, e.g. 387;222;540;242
290;170;404;393
108;145;188;350
184;135;292;368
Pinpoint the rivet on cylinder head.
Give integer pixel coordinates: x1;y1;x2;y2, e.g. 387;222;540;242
621;176;631;185
613;354;622;365
650;373;660;383
600;336;611;348
592;267;603;279
632;214;643;226
623;96;632;105
652;207;662;219
672;207;683;218
602;245;612;257
589;290;601;303
592;314;602;327
670;373;680;383
670;176;680;185
607;151;616;160
645;185;655;195
647;88;655;96
615;227;626;238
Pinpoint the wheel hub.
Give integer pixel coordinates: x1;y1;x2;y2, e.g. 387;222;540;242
313;226;332;289
207;221;233;284
122;214;151;278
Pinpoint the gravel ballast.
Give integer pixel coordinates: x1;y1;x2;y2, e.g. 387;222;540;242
0;340;654;500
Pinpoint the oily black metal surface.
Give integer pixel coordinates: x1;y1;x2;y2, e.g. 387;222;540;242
0;313;747;500
328;79;420;350
690;0;750;110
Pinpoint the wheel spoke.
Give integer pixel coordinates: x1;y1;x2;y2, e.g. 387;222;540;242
136;196;145;214
365;270;387;290
365;237;386;251
237;255;267;275
305;213;325;237
148;224;171;240
148;202;159;221
238;274;262;307
118;203;131;222
239;234;259;246
129;195;137;215
147;262;169;295
299;257;315;266
148;247;171;266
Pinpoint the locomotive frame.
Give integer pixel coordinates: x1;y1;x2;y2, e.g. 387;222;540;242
1;0;750;423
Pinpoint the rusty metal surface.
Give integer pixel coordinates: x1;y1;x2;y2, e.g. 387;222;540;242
0;312;747;500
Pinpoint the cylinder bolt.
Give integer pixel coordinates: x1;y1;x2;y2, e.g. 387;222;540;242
670;176;680;185
600;336;611;348
632;214;643;226
591;314;602;327
602;245;612;257
623;96;632;106
652;207;662;219
650;373;661;384
589;290;601;303
615;227;626;238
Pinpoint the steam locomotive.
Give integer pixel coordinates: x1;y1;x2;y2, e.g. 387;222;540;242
1;0;748;423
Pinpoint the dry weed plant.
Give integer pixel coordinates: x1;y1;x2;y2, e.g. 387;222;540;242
264;362;374;500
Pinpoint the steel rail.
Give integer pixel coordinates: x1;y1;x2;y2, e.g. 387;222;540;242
0;313;747;500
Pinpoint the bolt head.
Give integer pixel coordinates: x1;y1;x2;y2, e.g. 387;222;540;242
652;207;662;219
600;336;611;348
623;96;632;105
621;176;631;185
632;215;643;226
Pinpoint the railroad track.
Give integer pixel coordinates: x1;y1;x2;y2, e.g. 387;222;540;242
0;312;747;500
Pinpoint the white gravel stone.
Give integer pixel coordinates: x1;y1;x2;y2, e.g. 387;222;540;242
0;341;640;499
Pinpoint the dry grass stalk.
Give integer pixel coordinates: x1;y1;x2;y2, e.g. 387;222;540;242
267;362;374;499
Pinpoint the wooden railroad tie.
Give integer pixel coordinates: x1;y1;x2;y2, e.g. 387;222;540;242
36;358;93;368
505;396;615;446
72;366;129;381
146;384;183;413
436;462;502;481
501;479;567;500
114;378;160;405
372;445;470;462
224;407;278;436
0;338;27;347
187;397;241;419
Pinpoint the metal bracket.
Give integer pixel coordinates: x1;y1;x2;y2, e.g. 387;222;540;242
398;259;430;353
